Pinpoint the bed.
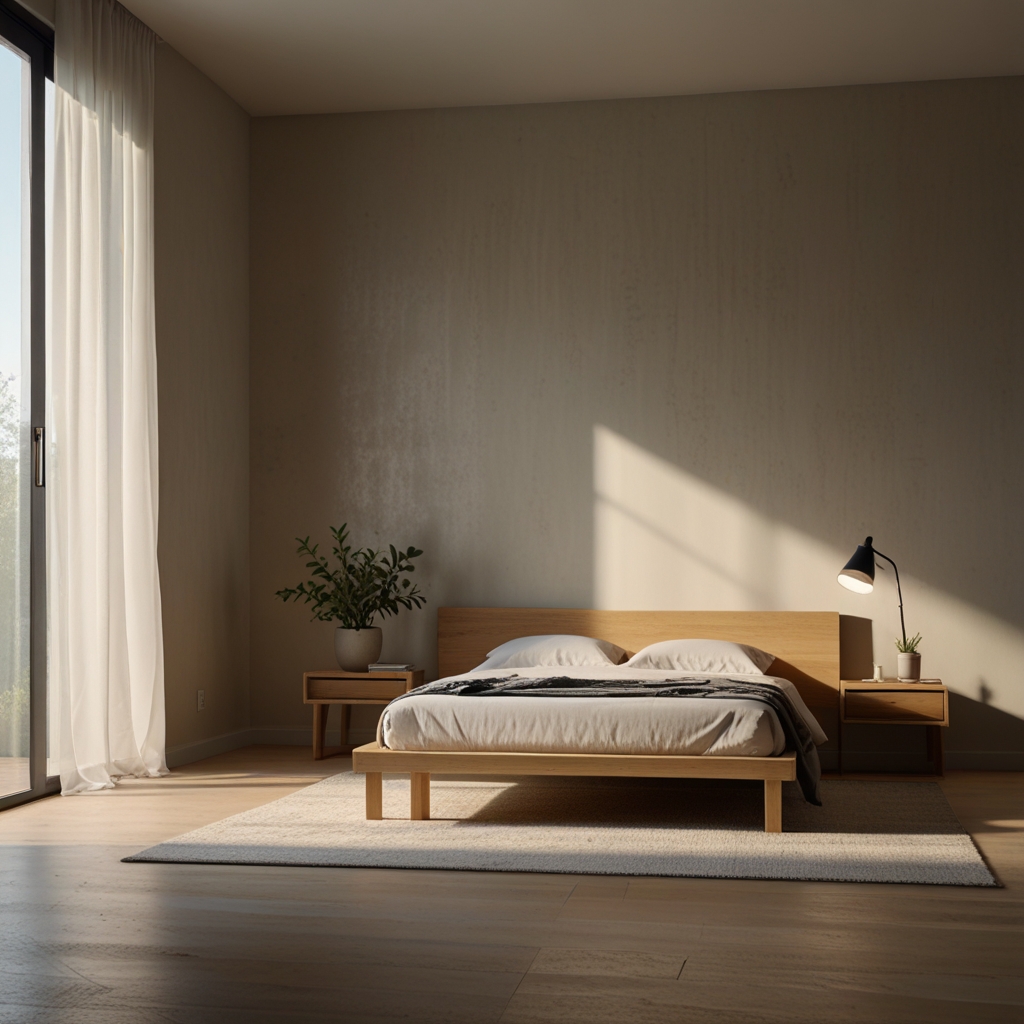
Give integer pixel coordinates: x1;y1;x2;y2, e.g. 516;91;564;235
351;608;839;832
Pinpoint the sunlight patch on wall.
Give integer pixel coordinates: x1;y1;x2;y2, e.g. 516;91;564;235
593;425;1024;717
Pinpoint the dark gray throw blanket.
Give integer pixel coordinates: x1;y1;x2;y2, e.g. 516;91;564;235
388;675;822;804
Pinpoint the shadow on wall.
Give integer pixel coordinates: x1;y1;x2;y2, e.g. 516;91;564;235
593;425;1024;765
947;693;1024;771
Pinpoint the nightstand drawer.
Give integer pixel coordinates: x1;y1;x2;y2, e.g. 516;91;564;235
306;677;408;701
844;689;946;723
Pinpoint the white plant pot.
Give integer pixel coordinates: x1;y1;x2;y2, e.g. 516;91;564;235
334;627;383;672
897;652;921;681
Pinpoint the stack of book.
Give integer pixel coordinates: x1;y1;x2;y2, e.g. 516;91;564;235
368;662;415;672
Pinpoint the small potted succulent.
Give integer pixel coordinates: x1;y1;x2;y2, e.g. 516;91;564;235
276;524;425;671
896;632;922;681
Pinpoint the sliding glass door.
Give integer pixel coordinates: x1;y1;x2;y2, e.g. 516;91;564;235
0;1;53;808
0;32;30;798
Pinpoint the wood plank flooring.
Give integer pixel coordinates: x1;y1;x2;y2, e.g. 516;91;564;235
1;746;1021;1023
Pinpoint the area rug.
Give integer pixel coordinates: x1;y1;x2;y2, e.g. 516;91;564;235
124;772;997;886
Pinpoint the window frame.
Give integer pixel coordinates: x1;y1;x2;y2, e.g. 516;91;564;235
0;0;55;810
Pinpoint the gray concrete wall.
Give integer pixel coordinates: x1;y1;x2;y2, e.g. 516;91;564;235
248;77;1024;768
155;43;251;761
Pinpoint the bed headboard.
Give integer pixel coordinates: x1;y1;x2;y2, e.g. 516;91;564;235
437;608;840;725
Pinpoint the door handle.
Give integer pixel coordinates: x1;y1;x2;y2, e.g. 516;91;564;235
33;426;43;486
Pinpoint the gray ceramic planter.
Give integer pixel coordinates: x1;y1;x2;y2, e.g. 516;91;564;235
334;627;383;672
897;651;922;681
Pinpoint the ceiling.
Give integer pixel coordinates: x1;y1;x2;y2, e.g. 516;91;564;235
106;1;1024;116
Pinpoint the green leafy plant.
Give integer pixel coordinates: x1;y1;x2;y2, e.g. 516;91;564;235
275;524;425;629
895;632;922;654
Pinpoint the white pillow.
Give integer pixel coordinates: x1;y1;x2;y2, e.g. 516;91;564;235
625;638;775;675
474;634;627;670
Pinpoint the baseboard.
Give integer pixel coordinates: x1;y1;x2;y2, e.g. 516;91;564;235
166;730;257;768
166;728;378;768
792;749;1023;774
945;751;1024;771
831;750;1024;773
834;751;939;773
246;728;377;747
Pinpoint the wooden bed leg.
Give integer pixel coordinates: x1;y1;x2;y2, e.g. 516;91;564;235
764;779;782;833
365;772;383;820
410;772;430;820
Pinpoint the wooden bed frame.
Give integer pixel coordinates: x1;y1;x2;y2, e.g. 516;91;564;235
351;608;840;832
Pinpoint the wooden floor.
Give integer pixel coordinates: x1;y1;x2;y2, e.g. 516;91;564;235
0;746;1021;1023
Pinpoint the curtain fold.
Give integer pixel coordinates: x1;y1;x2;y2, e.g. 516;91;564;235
51;0;165;793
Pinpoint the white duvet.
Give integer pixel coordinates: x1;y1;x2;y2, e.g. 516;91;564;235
379;666;827;758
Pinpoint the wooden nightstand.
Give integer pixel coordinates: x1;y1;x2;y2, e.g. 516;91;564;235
839;679;948;776
303;669;424;759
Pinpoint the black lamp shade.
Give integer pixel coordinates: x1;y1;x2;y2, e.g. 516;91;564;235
838;536;876;593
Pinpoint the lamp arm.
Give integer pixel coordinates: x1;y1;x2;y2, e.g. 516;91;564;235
872;547;906;646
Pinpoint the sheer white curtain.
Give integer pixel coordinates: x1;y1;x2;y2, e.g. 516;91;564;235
50;0;165;793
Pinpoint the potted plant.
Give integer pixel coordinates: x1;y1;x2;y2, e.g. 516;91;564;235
276;524;425;672
896;632;922;681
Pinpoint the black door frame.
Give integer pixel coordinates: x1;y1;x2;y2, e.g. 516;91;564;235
0;0;56;810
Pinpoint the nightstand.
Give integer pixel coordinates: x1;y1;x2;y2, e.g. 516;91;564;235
303;669;424;759
839;679;948;776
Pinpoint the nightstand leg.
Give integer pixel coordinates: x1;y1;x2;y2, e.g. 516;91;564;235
927;726;945;777
411;772;430;820
764;779;782;833
365;772;383;819
339;703;352;751
312;703;328;760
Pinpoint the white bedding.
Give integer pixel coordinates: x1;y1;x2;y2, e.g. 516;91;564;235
379;666;827;758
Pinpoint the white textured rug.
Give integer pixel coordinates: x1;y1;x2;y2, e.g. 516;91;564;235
125;772;997;886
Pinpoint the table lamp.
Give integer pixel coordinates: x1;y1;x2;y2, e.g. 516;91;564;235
837;535;907;648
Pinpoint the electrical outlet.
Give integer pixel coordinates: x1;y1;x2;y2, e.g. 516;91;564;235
197;689;205;711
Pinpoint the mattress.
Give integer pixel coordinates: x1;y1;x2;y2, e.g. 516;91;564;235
379;667;827;758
